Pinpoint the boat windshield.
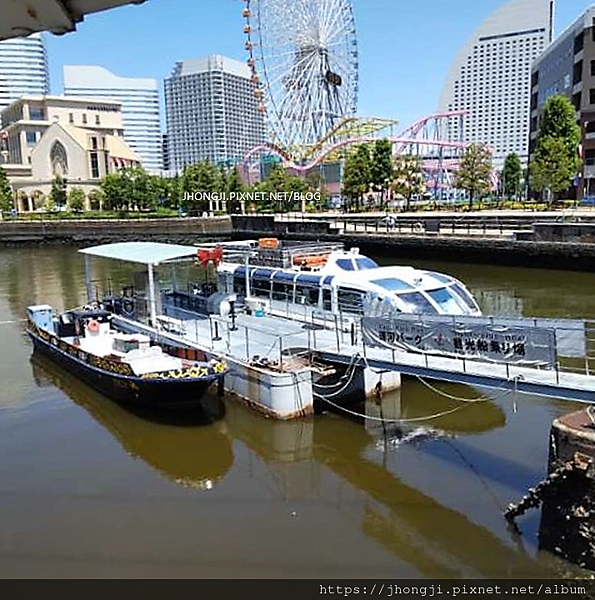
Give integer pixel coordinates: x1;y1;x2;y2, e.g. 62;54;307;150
336;256;379;271
427;287;468;314
336;259;356;271
451;282;480;312
372;278;414;292
397;291;438;314
355;257;379;270
424;271;453;285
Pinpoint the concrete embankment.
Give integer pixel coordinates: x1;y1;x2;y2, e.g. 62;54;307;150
4;213;595;272
0;216;233;246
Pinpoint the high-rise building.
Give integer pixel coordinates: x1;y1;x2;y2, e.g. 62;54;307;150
162;133;170;172
63;65;162;172
0;34;49;112
164;55;266;172
530;6;595;198
438;0;554;167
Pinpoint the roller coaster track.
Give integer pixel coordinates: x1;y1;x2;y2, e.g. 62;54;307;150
240;111;468;175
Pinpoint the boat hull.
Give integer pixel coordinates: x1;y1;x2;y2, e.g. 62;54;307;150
27;330;222;411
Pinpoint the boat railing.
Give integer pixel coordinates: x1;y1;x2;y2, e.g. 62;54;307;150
222;242;343;269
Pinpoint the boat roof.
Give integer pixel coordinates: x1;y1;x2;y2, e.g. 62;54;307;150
79;242;199;265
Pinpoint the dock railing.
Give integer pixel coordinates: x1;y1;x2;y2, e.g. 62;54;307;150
101;288;595;387
352;313;595;381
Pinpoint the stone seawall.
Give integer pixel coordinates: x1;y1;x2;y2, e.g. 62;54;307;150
4;215;595;272
0;216;233;246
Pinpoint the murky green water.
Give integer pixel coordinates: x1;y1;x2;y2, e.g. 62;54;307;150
0;246;593;578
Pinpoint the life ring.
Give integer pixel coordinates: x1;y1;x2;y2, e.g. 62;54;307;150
87;319;100;333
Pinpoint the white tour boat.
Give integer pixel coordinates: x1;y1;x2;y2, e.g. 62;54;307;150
214;239;482;319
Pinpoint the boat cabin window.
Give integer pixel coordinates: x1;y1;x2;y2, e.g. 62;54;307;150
233;268;247;296
451;282;480;312
322;288;332;311
295;284;319;306
424;271;453;285
397;291;438;314
427;287;467;314
272;281;292;301
372;278;414;292
336;259;356;271
252;270;272;298
336;257;379;271
337;288;365;314
355;257;379;270
272;271;295;302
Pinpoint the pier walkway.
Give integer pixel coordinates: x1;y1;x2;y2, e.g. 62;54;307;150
158;311;595;404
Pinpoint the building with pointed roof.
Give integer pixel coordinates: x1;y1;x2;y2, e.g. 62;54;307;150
0;96;140;209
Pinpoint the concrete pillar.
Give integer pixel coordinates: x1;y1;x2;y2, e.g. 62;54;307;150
363;368;401;399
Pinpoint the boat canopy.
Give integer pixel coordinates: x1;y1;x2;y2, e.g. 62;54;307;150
79;242;199;266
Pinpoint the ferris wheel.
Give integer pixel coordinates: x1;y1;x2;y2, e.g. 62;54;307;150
243;0;359;152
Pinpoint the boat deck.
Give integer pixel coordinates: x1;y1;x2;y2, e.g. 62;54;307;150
65;331;185;376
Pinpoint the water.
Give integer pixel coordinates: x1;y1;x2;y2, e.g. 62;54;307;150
0;246;593;578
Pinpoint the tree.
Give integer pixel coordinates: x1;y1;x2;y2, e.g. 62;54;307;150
88;189;104;211
100;168;159;212
530;94;581;204
530;137;578;204
182;162;221;213
455;143;493;209
226;166;245;194
306;170;330;211
130;169;159;211
391;154;425;211
218;164;229;193
342;144;371;211
101;172;130;211
264;163;288;193
537;94;581;155
44;195;56;213
370;138;394;205
226;167;245;214
49;175;67;209
31;189;45;210
502;152;522;200
0;166;13;213
67;187;86;212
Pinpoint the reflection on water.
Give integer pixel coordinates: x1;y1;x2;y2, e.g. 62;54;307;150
30;351;232;491
25;350;562;577
1;246;594;577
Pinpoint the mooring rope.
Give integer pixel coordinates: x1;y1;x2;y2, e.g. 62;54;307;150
313;361;362;400
313;352;361;390
315;393;469;424
414;375;515;404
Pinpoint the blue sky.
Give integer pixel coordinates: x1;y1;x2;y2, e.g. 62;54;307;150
46;0;592;131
